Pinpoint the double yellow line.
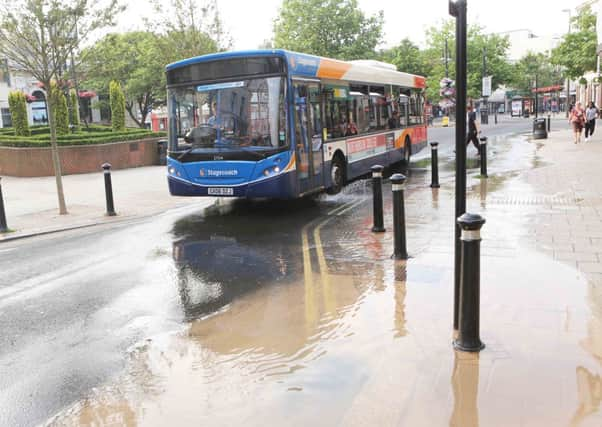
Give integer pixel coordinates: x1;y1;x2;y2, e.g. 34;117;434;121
301;198;366;329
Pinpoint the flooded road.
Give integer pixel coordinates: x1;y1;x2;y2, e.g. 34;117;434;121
2;127;602;426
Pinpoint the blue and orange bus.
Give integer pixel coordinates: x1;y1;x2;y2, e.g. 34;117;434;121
165;49;427;198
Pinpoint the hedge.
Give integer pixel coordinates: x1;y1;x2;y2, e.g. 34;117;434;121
109;80;126;132
49;82;69;135
8;91;30;136
69;89;80;132
0;129;166;147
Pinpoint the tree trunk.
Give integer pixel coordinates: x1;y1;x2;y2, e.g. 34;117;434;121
46;88;68;215
125;103;143;128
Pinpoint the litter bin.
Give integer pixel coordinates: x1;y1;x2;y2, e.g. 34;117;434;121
523;110;530;118
157;139;167;165
533;118;547;139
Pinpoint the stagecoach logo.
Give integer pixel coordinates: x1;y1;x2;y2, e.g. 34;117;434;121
200;168;238;177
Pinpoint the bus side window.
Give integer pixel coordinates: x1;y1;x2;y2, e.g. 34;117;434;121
398;88;410;128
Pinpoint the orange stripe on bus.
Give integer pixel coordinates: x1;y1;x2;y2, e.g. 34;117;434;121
414;76;426;88
317;59;352;79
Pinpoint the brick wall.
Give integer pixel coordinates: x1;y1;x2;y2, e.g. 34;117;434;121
0;138;162;177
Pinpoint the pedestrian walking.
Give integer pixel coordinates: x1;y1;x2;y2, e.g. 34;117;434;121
585;101;599;141
569;102;586;144
467;105;480;153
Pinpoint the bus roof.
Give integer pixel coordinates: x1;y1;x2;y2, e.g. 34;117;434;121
166;49;426;89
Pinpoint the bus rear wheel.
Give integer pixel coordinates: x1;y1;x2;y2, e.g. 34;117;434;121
327;156;345;195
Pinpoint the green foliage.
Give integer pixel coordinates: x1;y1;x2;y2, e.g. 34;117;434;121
420;21;511;102
80;31;166;128
7;91;30;136
69;89;80;132
0;126;166;147
551;5;597;79
508;53;561;96
109;80;126;132
273;0;384;60
49;82;69;135
379;39;429;76
148;0;228;62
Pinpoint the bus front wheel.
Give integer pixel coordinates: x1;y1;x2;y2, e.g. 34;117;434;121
327;157;346;195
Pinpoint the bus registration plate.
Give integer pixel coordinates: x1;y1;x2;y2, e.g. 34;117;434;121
208;187;233;196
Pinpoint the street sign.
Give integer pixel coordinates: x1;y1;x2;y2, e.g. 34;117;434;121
482;76;492;97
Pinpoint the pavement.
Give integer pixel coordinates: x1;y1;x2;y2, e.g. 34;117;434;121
0;166;214;241
2;121;602;426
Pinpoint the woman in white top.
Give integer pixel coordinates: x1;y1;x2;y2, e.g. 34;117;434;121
585;101;598;141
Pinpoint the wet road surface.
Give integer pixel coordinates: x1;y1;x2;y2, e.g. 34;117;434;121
1;121;601;426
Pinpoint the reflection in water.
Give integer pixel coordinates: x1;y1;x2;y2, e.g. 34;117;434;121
450;353;480;427
479;178;488;208
570;367;602;427
431;188;439;210
394;263;407;338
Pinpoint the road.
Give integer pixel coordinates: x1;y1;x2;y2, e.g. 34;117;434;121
0;118;562;426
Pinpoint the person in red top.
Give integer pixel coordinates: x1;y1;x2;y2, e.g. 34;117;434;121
569;101;586;144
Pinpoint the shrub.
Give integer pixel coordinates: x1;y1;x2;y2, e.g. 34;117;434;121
49;82;69;135
7;91;30;136
109;80;126;132
69;89;80;132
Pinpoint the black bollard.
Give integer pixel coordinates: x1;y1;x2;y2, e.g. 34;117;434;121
479;136;488;178
371;165;385;232
0;177;8;232
102;163;117;216
547;114;551;132
391;173;408;260
453;213;486;352
430;141;440;188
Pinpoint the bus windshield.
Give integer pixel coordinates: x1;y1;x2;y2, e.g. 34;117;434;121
168;76;287;152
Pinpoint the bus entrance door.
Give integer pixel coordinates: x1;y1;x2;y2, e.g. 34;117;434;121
294;81;323;195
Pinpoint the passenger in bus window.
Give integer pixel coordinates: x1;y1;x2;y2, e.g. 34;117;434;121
388;110;399;129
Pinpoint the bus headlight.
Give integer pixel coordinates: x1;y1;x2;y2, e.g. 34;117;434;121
274;166;281;173
169;167;176;175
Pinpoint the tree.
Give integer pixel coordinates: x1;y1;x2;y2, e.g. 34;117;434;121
0;0;123;215
80;32;165;128
273;0;384;60
49;82;69;135
551;5;597;80
8;91;30;136
149;0;230;64
509;53;559;96
380;39;429;77
421;21;511;103
69;88;80;131
109;80;125;132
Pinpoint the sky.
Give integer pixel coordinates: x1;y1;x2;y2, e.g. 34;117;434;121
117;0;593;58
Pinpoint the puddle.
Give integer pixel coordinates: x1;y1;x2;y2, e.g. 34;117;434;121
44;132;602;426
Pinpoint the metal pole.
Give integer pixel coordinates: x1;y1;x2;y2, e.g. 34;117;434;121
102;163;116;216
547;114;551;132
430;142;440;188
453;212;486;352
450;0;467;330
479;137;488;178
445;37;449;78
371;165;385;232
391;173;408;260
565;9;571;118
494;104;498;124
535;74;538;119
481;46;488;125
0;177;8;232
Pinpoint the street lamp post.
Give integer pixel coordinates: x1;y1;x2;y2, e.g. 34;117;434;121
449;0;467;331
445;37;450;78
481;46;488;124
563;8;572;117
